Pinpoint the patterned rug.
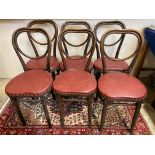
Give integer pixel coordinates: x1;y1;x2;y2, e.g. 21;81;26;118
0;94;151;135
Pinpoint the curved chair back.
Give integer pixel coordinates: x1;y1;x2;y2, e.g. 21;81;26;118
100;29;142;73
12;27;51;72
27;19;58;57
58;29;96;71
61;21;91;31
61;21;91;55
94;21;126;58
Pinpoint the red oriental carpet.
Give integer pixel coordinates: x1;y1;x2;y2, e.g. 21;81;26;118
0;95;151;135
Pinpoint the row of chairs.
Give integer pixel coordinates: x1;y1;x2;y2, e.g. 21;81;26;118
5;20;147;134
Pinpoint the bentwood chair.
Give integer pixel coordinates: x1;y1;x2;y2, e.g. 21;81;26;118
98;29;147;134
5;28;53;128
27;19;59;79
59;21;93;72
93;21;126;80
53;29;97;128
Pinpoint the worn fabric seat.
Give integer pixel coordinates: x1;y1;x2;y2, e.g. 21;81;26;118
5;70;52;96
60;55;93;71
26;56;59;71
53;69;97;94
98;72;147;100
94;57;128;72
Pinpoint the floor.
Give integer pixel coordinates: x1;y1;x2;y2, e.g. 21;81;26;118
0;77;155;134
140;77;155;134
0;79;10;111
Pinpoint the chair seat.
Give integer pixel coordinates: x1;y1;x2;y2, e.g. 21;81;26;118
26;56;59;71
53;69;97;94
60;55;93;71
5;70;52;96
98;72;147;100
93;57;128;72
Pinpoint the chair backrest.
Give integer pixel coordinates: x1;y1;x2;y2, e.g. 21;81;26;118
94;21;126;58
100;29;142;73
61;21;91;31
12;27;51;72
58;29;96;71
27;19;58;57
61;21;91;55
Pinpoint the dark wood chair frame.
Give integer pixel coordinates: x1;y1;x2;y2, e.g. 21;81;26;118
101;29;142;74
10;27;52;128
134;40;150;77
61;21;91;31
60;21;92;57
27;19;59;79
55;29;96;128
93;21;126;80
99;29;143;134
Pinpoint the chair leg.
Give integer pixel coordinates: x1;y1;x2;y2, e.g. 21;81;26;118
41;96;51;128
56;94;64;128
130;102;142;134
151;99;155;110
11;98;27;126
51;89;56;101
94;70;101;81
94;91;99;102
94;70;101;101
100;100;108;132
52;71;56;80
57;69;60;75
87;95;93;128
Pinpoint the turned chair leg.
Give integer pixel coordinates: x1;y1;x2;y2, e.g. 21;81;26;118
100;100;108;132
130;102;142;134
11;98;27;126
56;94;64;128
41;96;51;128
87;95;93;128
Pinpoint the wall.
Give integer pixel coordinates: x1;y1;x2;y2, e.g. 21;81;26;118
0;19;155;78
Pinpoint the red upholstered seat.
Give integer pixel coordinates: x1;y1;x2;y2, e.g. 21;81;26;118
5;70;52;96
53;69;97;94
98;72;147;99
94;57;128;72
26;56;59;70
60;55;93;71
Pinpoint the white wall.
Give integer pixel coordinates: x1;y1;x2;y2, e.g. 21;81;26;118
0;19;155;78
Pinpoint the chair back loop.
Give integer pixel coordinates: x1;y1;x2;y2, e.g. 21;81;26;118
58;29;96;71
27;19;58;57
94;21;126;58
61;21;91;55
100;29;142;73
12;27;52;72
